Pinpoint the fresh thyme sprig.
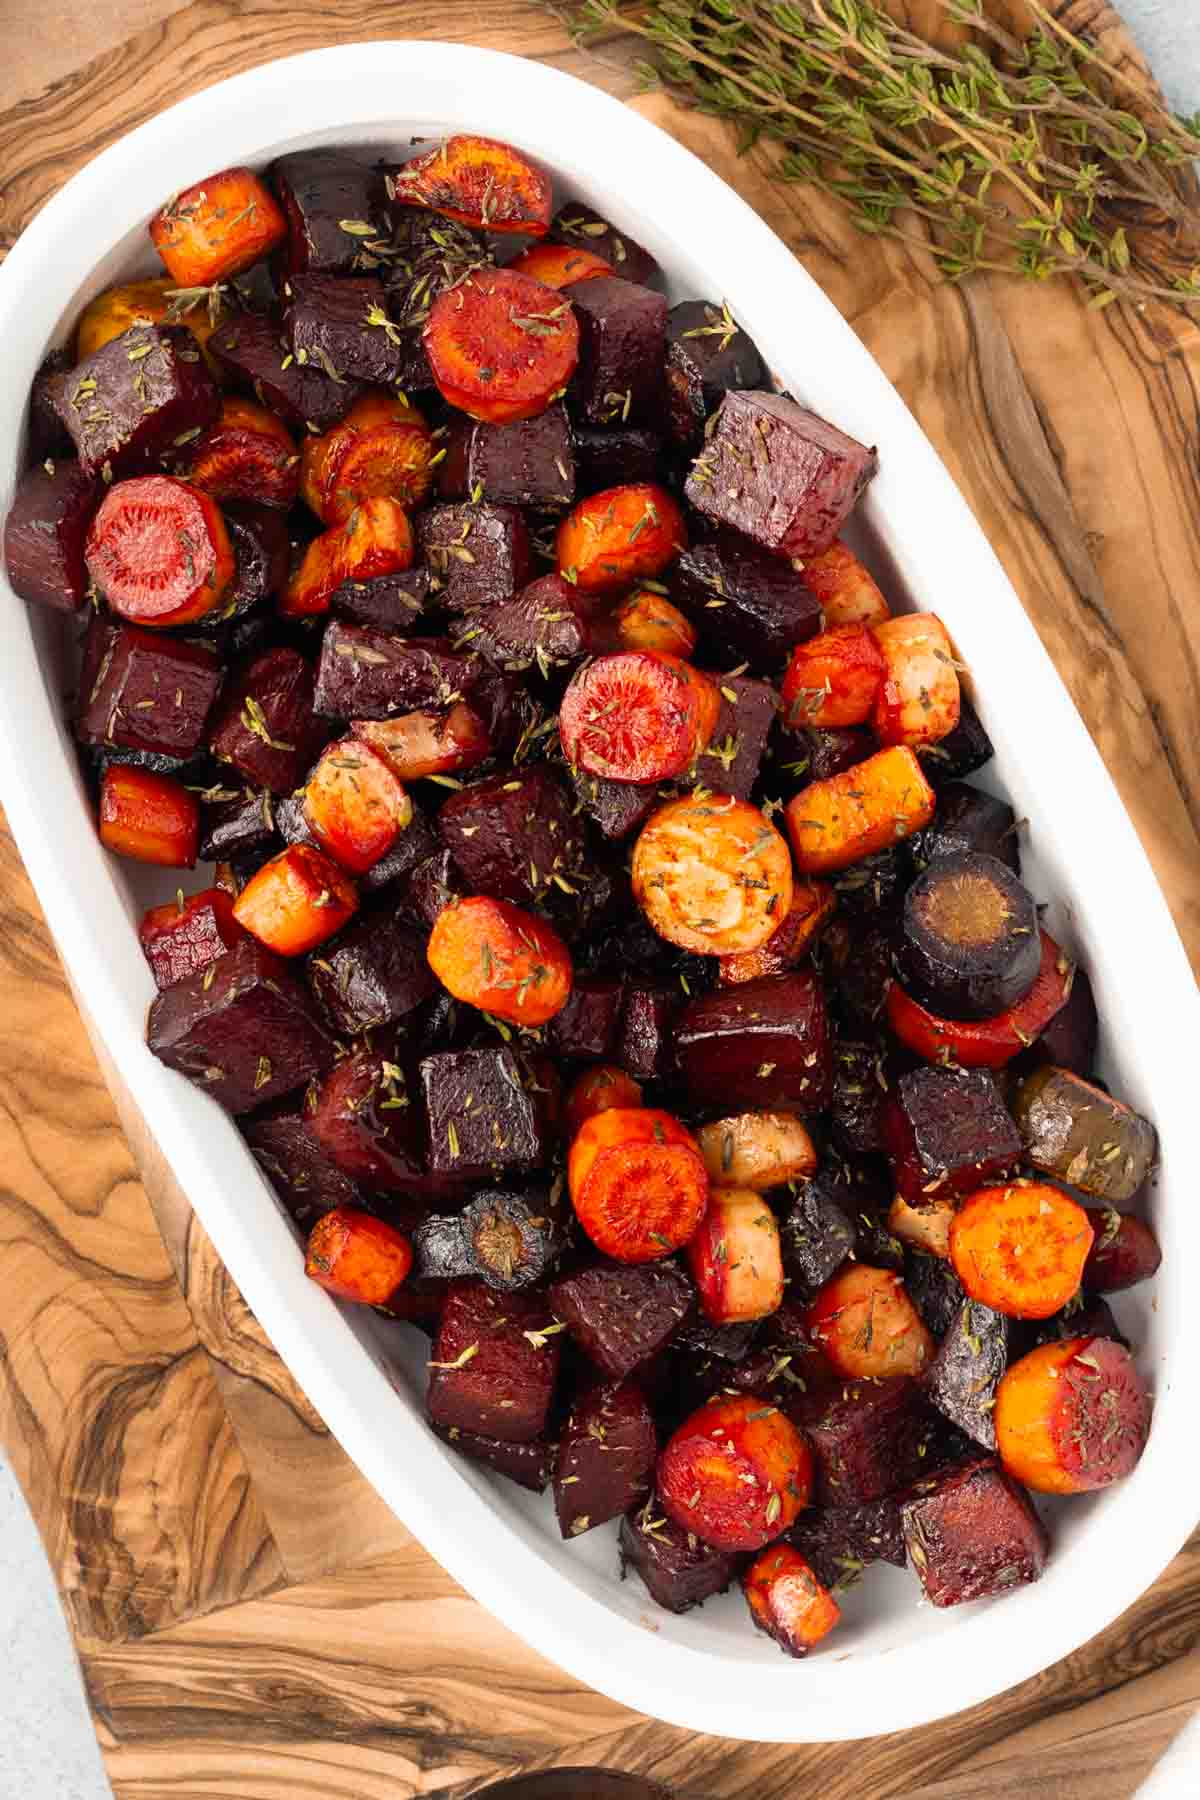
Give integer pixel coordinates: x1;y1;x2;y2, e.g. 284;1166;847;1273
553;0;1200;313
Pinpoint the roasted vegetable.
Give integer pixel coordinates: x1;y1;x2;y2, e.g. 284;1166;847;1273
949;1182;1094;1319
354;703;491;783
694;672;778;801
546;975;625;1064
208;644;327;794
792;1373;927;1505
780;1174;856;1300
882;1065;1022;1203
4;460;99;612
897;850;1040;1021
271;148;384;275
300;735;411;874
86;475;234;626
430;1423;552;1494
696;1111;817;1192
208;310;359;433
283;495;415;617
995;1335;1151;1493
786;745;935;875
306;909;435;1036
556;482;685;595
743;1545;840;1659
187;397;299;509
560;652;716;784
554;1379;656;1538
99;764;198;867
632;793;793;957
664;299;765;448
426;895;572;1026
150;167;286;284
389;135;552;235
782;624;886;729
232;844;357;955
424;268;578;423
617;983;678;1083
426;1281;561;1445
420;1047;547;1179
871;613;960;747
613;589;696;659
312;623;478;719
906;780;1019;875
887;1193;955;1258
139;886;242;990
438;403;575;510
924;1298;1009;1449
305;1048;432;1195
787;1495;905;1590
305;1206;413;1307
674;529;823;670
418;500;532;613
718;881;835;986
550;1258;692;1380
658;1394;812;1550
75;279;225;364
460;1189;559;1291
887;929;1073;1068
1082;1207;1161;1293
619;1495;740;1614
674;971;833;1114
552;203;658;285
806;1265;934;1379
567;1106;708;1264
506;241;612;287
569;275;667;427
901;1456;1049;1607
563;1064;644;1136
77;615;222;758
243;1096;363;1230
1033;964;1098;1076
437;766;586;909
300;390;432;523
916;696;995;785
688;1187;785;1324
1012;1065;1157;1204
796;539;890;628
574;424;663;492
52;324;220;477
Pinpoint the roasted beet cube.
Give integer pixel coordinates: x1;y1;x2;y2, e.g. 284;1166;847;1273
243;1096;363;1230
1033;964;1098;1076
402;847;470;929
883;1067;1021;1204
831;849;904;920
76;614;223;758
924;1299;1008;1450
360;804;438;894
417;502;532;613
208;645;326;793
430;1421;552;1493
695;674;777;800
791;1375;926;1506
686;391;877;561
4;460;99;612
831;1042;890;1156
787;1496;906;1592
790;727;872;785
619;1495;740;1614
554;1379;656;1538
675;531;822;671
917;699;994;785
198;783;276;863
473;574;605;673
901;1456;1049;1607
570;766;660;842
271;148;384;275
618;982;678;1083
550;1259;693;1380
139;885;242;990
547;975;625;1063
552;203;659;286
437;766;585;907
907;780;1018;876
426;1280;561;1444
284;273;405;385
209;310;362;434
306;1047;440;1195
331;567;431;630
573;425;663;494
906;1249;965;1339
438;404;575;509
147;936;331;1113
569;276;668;428
307;910;436;1036
51;325;220;478
313;623;479;720
28;349;73;464
664;300;765;448
781;1175;856;1299
420;1048;545;1180
675;972;832;1113
221;503;291;617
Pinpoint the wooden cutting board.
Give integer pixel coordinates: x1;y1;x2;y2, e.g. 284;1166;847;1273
1;3;1198;1795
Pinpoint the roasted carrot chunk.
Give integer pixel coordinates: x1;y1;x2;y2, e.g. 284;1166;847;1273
568;1106;708;1263
232;844;357;956
631;793;794;956
302;736;412;874
305;1206;413;1307
353;704;492;781
150;167;286;285
424;268;579;424
559;652;718;784
389;135;552;235
85;475;235;627
188;397;299;509
695;1111;817;1191
426;895;572;1027
563;1064;644;1138
281;496;414;618
785;746;935;874
300;392;433;524
744;1546;841;1658
614;589;697;658
887;930;1072;1069
950;1182;1094;1319
138;885;241;989
687;1187;785;1324
556;482;686;594
99;765;198;867
872;613;961;748
658;1395;812;1551
718;880;835;984
506;241;613;287
806;1264;935;1378
994;1335;1151;1494
797;539;890;628
75;278;226;362
782;623;886;729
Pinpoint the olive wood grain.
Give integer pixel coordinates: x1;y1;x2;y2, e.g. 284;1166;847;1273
0;0;1197;1796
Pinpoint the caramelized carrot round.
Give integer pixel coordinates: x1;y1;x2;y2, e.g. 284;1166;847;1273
950;1183;1094;1319
188;397;299;509
806;1264;935;1379
786;745;935;875
614;589;697;658
305;1207;413;1307
563;1064;644;1139
150;166;286;285
687;1187;785;1324
658;1395;812;1551
424;269;579;424
743;1546;841;1658
302;736;412;875
426;895;572;1027
99;766;198;868
388;135;552;235
506;241;613;287
556;483;686;594
232;844;357;956
995;1335;1151;1494
886;929;1072;1068
797;539;890;628
353;705;492;782
300;392;432;524
718;880;835;985
86;475;234;626
281;496;415;618
782;623;886;729
632;793;794;956
559;652;718;784
568;1106;708;1263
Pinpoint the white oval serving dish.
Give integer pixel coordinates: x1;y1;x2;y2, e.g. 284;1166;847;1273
0;40;1196;1744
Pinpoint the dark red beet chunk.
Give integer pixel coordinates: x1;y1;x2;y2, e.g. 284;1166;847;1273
331;568;431;630
208;310;361;433
427;1280;561;1444
907;780;1019;876
51;325;220;477
554;1379;657;1538
417;503;532;614
906;1250;965;1339
664;300;765;448
550;1260;693;1381
139;886;242;990
781;1171;863;1300
675;972;832;1112
243;1096;363;1230
28;350;73;463
569;276;668;428
924;1299;1008;1450
1082;1207;1162;1293
829;920;895;1028
306;1047;445;1196
570;766;660;843
460;1188;561;1292
686;391;878;561
419;1048;545;1180
381;206;491;328
473;574;605;673
402;847;470;929
901;1456;1049;1607
314;623;480;720
76;615;223;758
146;936;331;1113
882;1066;1021;1204
831;849;904;920
271;148;383;274
307;911;436;1036
790;1375;927;1505
208;645;327;793
788;1497;906;1591
199;784;277;865
619;1495;740;1614
573;426;663;494
831;1041;890;1156
4;460;99;611
1034;965;1099;1077
437;405;575;509
790;726;871;785
547;975;625;1063
675;531;823;671
553;203;659;285
284;274;406;385
431;1421;552;1493
618;983;678;1083
437;766;586;907
221;503;291;618
916;699;994;785
694;674;777;800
